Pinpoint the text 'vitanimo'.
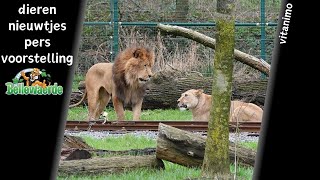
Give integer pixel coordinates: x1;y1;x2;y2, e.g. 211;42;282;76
279;3;293;44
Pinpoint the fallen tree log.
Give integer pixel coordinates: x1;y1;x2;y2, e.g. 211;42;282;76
61;147;156;161
157;23;270;75
156;123;256;167
69;70;267;109
58;155;164;175
62;135;93;149
89;147;156;157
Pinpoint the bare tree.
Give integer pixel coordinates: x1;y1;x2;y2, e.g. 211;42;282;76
201;0;236;179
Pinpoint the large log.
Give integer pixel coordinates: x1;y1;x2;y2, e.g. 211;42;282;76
62;135;93;149
89;147;156;157
61;147;157;161
145;70;267;109
69;70;267;110
156;123;256;167
58;155;164;175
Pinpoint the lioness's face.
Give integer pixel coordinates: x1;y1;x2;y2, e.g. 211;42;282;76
177;89;202;110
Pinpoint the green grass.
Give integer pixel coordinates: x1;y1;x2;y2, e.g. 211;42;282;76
81;135;258;151
240;141;258;150
68;107;89;120
58;162;253;180
68;107;193;121
58;161;201;180
58;135;255;180
230;164;254;179
82;134;156;151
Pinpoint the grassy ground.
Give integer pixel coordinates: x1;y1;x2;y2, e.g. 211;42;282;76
240;141;258;150
83;134;156;151
58;162;253;180
68;107;193;121
58;135;256;180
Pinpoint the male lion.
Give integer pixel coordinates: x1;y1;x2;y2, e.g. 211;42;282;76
70;46;155;121
177;89;263;122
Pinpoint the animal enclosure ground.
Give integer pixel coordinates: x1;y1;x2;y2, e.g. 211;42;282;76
58;135;256;179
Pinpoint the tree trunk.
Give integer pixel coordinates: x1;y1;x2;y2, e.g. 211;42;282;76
156;123;256;167
157;23;270;76
201;1;236;178
70;71;267;109
58;155;164;175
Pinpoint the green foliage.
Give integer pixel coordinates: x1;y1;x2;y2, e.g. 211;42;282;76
41;71;47;77
12;78;19;84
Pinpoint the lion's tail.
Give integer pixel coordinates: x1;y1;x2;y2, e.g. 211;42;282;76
69;90;87;108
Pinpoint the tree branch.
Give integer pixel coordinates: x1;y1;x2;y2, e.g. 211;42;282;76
157;23;270;76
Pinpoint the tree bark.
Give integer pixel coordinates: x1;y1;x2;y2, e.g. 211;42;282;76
61;147;156;161
201;2;236;176
157;23;270;76
69;71;267;110
156;123;256;167
58;155;164;175
89;147;156;157
62;135;93;149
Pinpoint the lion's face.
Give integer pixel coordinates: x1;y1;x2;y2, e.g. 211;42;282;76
177;89;203;110
30;68;41;81
137;63;153;85
124;48;155;86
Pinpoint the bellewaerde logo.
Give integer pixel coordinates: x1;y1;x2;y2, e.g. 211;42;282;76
5;68;63;95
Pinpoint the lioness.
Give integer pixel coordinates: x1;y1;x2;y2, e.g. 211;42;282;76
177;89;263;122
70;46;155;121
